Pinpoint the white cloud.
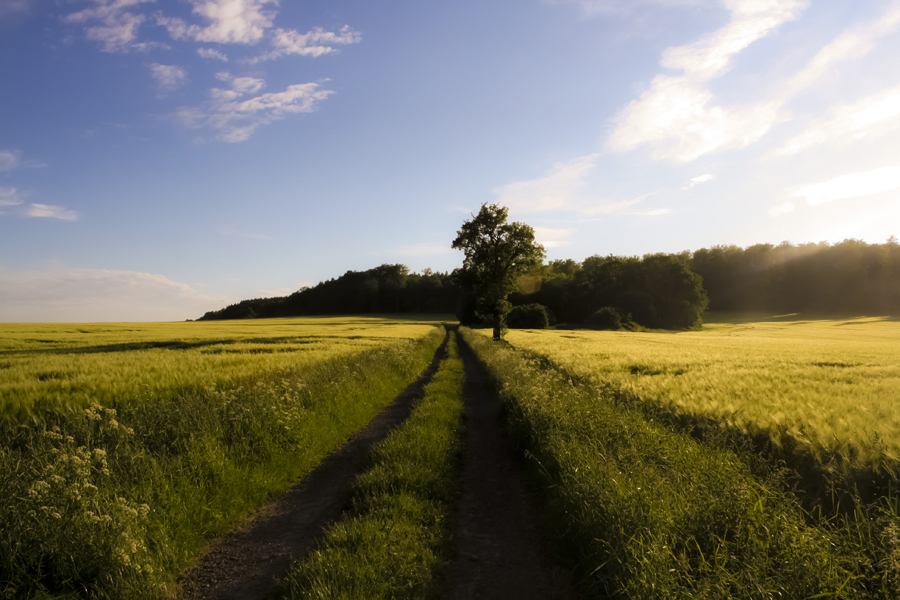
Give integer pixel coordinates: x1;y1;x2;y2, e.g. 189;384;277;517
600;2;900;164
0;149;45;171
661;0;808;79
150;63;187;92
66;0;160;53
533;227;574;248
198;47;228;61
493;153;600;213
393;243;453;257
170;74;334;142
784;7;900;98
157;0;277;44
0;267;235;322
251;25;361;62
791;166;900;206
683;173;714;189
608;1;805;162
0;187;23;207
0;150;20;172
769;201;794;216
26;203;79;221
771;84;900;157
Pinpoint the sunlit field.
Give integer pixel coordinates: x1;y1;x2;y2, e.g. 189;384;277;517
493;314;900;477
0;317;447;599
0;316;447;421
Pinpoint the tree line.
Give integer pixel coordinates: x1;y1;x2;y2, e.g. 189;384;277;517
198;238;899;329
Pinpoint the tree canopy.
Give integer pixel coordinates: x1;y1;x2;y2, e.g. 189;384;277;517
452;203;545;339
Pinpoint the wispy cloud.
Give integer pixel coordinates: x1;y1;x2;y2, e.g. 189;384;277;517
26;203;79;221
0;149;46;171
170;73;334;142
0;187;23;207
0;0;32;19
65;0;162;53
493;153;600;213
250;26;361;62
771;84;900;157
150;63;187;93
608;0;806;162
683;173;714;189
157;0;277;44
0;267;235;322
784;7;900;98
608;1;900;163
533;227;574;248
197;47;228;61
791;166;900;206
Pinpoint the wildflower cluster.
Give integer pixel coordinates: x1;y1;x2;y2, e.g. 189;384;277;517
0;404;159;599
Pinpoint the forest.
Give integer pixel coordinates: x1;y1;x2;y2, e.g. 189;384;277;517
198;237;900;329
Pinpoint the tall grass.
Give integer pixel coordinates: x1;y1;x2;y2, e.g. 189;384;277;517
0;323;445;600
461;327;900;599
278;331;465;600
499;317;900;503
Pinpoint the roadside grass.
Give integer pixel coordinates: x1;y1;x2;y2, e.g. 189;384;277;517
278;331;465;600
0;322;446;600
461;327;900;599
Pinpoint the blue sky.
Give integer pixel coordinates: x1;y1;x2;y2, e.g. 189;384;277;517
2;0;900;321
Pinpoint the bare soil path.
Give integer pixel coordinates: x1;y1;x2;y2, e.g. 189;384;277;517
176;334;448;600
444;340;577;600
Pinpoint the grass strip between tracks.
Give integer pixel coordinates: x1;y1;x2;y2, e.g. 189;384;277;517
461;327;900;599
0;326;445;600
277;331;465;600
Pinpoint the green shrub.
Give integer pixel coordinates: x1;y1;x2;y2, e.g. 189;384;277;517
584;306;622;330
507;304;550;329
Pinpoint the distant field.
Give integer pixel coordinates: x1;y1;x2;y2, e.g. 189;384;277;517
0;316;448;419
492;314;900;475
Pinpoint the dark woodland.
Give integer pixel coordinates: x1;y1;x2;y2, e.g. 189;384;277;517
198;238;900;329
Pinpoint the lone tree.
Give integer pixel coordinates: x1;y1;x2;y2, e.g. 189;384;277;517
452;203;545;340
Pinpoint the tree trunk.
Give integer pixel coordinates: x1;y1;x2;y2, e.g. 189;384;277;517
492;311;502;340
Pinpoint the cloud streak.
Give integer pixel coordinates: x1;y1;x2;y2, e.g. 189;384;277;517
250;26;361;62
0;267;235;322
608;0;806;162
170;73;334;142
772;84;900;157
26;204;79;221
791;166;900;206
493;153;600;213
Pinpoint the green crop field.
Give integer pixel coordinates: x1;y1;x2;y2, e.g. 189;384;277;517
488;314;900;480
0;316;445;421
0;316;448;600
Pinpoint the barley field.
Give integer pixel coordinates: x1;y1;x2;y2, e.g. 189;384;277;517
493;314;900;477
0;316;445;421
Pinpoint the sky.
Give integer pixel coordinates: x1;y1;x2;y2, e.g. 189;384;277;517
2;0;900;322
